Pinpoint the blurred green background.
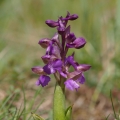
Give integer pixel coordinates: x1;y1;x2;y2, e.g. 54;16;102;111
0;0;120;119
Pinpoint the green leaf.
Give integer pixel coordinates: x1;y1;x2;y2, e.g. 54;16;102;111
65;106;72;120
53;83;65;120
31;112;45;120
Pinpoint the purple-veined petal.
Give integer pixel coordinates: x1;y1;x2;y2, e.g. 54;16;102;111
77;64;91;71
36;75;50;87
38;38;51;48
45;20;59;27
64;79;79;91
31;66;45;75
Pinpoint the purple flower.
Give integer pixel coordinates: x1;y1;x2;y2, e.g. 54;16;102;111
43;59;62;74
38;38;51;48
57;19;66;34
64;79;79;91
45;20;59;27
41;54;57;64
65;12;78;21
66;37;86;49
32;12;91;91
36;75;50;87
31;66;45;75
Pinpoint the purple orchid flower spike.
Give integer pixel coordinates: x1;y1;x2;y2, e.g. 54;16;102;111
32;12;91;90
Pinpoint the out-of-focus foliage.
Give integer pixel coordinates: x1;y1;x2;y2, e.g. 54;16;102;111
0;0;119;99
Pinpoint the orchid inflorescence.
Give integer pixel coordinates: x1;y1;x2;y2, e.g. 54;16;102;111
32;12;91;91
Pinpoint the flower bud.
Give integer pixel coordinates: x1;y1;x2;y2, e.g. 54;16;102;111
77;64;91;71
45;20;59;27
67;37;86;49
31;67;45;75
67;14;78;20
38;38;51;48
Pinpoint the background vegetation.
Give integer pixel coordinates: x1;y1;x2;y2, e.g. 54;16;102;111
0;0;120;119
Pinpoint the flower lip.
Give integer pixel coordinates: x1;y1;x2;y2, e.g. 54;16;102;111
64;79;80;91
36;75;50;87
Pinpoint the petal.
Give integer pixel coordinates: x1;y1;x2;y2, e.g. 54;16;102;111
41;55;57;64
52;59;62;69
63;12;78;21
65;25;70;37
67;37;86;49
45;20;59;27
65;54;77;70
67;14;78;20
57;19;65;34
66;33;76;43
46;42;53;55
31;66;45;75
36;75;50;87
67;70;82;80
64;79;79;91
52;33;59;43
43;63;56;74
73;37;86;49
77;64;91;72
52;45;61;58
77;74;85;84
38;38;51;48
59;70;67;78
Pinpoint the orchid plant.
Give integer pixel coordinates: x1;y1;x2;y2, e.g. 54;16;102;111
32;12;91;120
